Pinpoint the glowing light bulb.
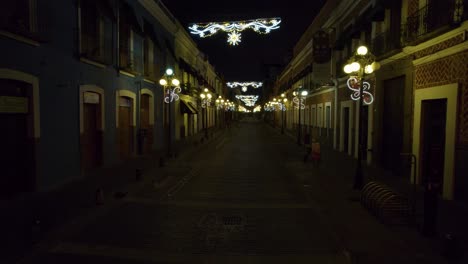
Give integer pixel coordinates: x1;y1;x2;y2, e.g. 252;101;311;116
344;64;353;74
200;94;205;99
165;68;173;75
351;62;361;72
364;65;374;74
171;79;180;86
159;79;168;86
357;46;368;55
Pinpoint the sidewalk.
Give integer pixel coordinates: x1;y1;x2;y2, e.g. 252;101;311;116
271;124;465;263
0;127;225;264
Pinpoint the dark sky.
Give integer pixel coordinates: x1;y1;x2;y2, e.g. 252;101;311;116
161;0;326;82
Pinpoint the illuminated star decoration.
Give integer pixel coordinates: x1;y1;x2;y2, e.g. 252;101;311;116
227;82;263;92
227;31;241;45
347;77;374;104
189;18;281;46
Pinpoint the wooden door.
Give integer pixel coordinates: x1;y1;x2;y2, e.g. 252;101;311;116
0;79;34;198
420;99;447;193
382;76;405;175
82;100;102;169
140;94;152;154
119;97;133;159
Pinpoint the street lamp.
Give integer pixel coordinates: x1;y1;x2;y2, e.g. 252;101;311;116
159;68;180;157
281;93;287;134
200;88;212;139
293;90;308;145
343;45;380;190
215;96;225;128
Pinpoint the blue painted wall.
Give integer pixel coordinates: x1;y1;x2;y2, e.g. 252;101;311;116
0;0;174;192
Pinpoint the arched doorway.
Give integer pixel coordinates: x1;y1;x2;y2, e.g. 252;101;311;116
0;78;35;198
118;96;134;159
80;86;104;170
139;89;154;155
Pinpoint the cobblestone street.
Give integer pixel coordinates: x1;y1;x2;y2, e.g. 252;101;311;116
18;118;348;263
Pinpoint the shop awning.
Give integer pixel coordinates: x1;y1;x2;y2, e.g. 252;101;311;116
180;99;198;114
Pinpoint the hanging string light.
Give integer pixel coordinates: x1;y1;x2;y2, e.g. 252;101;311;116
189;18;281;46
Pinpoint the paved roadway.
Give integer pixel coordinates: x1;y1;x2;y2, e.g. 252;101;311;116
19;117;348;264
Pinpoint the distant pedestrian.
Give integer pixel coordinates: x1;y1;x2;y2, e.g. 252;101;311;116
311;139;321;167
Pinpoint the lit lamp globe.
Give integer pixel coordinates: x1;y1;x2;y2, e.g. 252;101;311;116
301;90;308;96
207;93;212;99
171;79;180;86
344;64;353;74
357;46;368;55
200;93;205;99
283;98;287;102
293;91;297;96
350;62;361;72
364;65;374;74
165;68;174;76
159;79;168;86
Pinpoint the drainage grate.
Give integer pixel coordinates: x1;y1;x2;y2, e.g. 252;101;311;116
223;216;243;226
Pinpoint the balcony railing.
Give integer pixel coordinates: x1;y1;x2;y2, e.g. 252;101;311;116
119;44;143;74
81;32;112;65
402;1;467;44
372;30;402;57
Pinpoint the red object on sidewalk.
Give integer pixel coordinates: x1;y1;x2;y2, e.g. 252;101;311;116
311;142;321;161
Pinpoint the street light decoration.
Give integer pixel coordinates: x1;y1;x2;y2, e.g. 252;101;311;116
347;77;374;105
235;95;259;107
227;81;263;92
159;68;181;104
292;92;307;109
343;45;380;105
200;88;212;108
189;18;281;46
215;97;225;110
342;45;380;190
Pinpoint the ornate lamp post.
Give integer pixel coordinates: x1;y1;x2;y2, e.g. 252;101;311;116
200;88;212;139
216;96;225;128
293;90;308;145
343;45;380;190
280;93;287;134
159;68;180;157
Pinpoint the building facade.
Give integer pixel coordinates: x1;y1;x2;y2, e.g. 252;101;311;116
273;0;468;202
0;0;224;198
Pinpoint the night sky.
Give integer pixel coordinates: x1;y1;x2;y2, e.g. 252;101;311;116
161;0;326;82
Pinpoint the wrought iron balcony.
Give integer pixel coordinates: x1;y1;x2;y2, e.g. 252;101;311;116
119;44;143;74
372;30;402;57
81;32;112;65
402;0;467;44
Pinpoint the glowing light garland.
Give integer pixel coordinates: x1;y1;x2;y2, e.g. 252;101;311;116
347;77;374;105
164;87;181;103
189;18;281;46
227;82;263;88
227;81;262;92
236;95;259;107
